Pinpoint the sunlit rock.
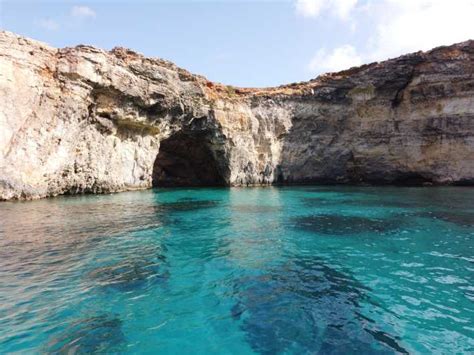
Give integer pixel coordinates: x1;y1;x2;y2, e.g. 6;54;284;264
1;30;474;200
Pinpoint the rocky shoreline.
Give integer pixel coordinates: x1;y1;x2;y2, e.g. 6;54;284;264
1;31;473;200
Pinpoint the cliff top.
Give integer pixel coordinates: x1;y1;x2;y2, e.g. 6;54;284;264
1;30;473;99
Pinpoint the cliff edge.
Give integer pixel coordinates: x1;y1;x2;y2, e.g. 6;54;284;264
1;31;473;200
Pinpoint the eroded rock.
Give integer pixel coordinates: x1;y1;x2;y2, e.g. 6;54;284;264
1;31;473;200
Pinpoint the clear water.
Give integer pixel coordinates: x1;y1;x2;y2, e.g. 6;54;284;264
0;187;473;354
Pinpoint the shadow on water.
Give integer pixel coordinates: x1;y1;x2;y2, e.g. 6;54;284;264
294;214;402;235
231;258;408;354
44;314;125;353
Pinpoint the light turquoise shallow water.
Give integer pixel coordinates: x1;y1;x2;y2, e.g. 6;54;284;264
0;187;473;354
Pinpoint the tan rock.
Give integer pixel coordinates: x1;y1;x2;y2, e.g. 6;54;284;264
1;31;473;200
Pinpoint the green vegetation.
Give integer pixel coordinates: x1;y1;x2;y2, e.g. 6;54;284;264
226;85;236;97
349;83;376;97
115;118;160;136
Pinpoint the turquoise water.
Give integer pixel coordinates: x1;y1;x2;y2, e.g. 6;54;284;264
0;187;473;354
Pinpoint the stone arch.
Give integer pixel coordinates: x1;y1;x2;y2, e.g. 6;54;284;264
152;131;227;187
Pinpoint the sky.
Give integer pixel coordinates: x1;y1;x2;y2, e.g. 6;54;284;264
1;0;474;87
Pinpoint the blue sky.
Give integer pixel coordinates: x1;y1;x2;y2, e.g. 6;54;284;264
1;0;473;87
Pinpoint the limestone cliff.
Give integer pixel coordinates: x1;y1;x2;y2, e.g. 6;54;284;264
1;31;473;200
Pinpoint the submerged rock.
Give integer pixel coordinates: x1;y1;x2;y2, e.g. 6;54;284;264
87;256;168;292
419;211;474;228
231;258;408;354
154;199;220;213
1;30;474;200
44;314;125;353
294;214;401;235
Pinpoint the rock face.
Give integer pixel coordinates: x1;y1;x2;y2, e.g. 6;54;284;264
1;31;473;200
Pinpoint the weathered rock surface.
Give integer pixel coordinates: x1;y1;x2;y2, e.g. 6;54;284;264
1;31;473;200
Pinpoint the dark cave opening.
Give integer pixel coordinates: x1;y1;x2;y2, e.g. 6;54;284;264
152;132;226;187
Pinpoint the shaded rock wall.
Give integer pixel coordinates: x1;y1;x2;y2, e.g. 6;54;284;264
1;31;473;200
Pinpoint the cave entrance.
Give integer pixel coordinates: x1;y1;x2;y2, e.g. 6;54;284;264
152;132;226;187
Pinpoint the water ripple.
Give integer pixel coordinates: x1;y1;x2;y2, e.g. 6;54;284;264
0;187;473;353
